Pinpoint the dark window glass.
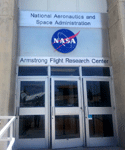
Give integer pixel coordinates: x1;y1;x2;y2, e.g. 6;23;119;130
82;67;110;76
18;67;48;76
87;81;111;107
20;81;45;107
19;115;45;139
55;81;78;107
55;115;80;139
51;67;79;76
89;115;114;137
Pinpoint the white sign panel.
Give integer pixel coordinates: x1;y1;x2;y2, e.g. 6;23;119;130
18;57;111;66
19;11;107;28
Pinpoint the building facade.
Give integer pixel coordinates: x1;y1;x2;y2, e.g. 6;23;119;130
0;0;125;149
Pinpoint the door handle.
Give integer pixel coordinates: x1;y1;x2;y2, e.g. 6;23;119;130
80;107;83;112
85;106;89;118
51;106;55;117
16;107;19;118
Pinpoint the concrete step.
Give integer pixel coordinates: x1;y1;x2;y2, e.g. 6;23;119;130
56;147;125;150
17;147;125;150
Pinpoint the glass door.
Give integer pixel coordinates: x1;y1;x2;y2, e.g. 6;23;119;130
15;78;49;149
51;77;84;149
83;77;117;147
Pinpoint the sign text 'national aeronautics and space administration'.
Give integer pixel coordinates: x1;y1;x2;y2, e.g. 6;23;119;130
19;11;108;28
18;57;111;66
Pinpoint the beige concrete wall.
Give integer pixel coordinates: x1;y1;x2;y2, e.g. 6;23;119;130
2;0;125;149
18;0;107;13
0;0;18;149
107;0;125;148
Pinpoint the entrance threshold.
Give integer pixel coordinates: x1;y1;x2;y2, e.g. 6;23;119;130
16;147;124;150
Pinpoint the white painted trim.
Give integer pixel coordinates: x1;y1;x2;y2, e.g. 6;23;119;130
0;117;16;139
0;117;16;150
7;138;15;150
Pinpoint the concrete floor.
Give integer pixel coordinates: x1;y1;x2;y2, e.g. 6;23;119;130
18;147;125;150
54;147;125;150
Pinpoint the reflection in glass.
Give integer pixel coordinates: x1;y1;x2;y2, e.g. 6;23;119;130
19;115;45;138
82;67;110;76
55;115;80;139
89;115;114;137
20;81;45;107
18;67;48;76
51;67;79;76
87;81;111;107
55;81;78;107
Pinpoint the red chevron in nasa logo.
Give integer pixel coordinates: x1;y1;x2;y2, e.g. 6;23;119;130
51;29;80;53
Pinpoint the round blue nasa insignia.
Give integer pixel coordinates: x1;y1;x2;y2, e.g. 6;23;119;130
51;29;79;53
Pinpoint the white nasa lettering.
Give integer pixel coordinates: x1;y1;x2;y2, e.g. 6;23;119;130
54;38;59;43
54;38;76;44
65;38;70;43
60;38;65;44
71;39;76;44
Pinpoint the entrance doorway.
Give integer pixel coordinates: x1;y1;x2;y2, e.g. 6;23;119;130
15;77;84;149
83;77;117;147
15;78;49;149
51;77;84;149
15;66;117;149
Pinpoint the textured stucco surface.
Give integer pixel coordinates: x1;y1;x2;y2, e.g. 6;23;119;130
18;0;107;12
107;0;125;148
1;0;125;149
0;0;18;149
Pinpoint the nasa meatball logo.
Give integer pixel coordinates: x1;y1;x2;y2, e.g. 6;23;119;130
51;29;80;53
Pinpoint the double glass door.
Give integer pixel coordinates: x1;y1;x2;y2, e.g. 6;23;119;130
15;76;116;149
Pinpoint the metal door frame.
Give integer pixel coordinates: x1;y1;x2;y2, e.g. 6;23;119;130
14;66;118;149
51;77;85;149
83;77;117;147
15;77;49;149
